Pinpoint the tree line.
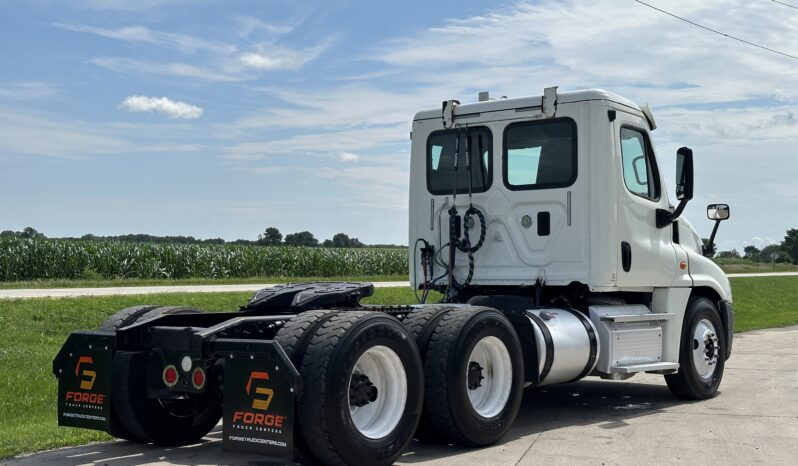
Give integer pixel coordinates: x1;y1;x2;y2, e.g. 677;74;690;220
709;228;798;265
0;227;405;249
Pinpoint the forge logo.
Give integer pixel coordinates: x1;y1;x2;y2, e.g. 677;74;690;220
231;370;286;428
75;356;96;390
64;356;105;406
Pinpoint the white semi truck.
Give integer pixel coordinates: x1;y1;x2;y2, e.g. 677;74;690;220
54;87;733;465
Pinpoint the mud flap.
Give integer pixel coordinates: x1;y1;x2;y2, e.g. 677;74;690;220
53;331;115;432
214;339;300;461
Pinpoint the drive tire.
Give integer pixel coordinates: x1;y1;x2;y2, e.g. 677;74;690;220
274;309;339;465
665;297;726;400
111;306;222;446
401;305;459;441
423;307;524;446
297;311;424;466
98;305;160;441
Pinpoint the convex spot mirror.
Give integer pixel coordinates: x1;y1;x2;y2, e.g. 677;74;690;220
676;147;694;201
707;203;730;221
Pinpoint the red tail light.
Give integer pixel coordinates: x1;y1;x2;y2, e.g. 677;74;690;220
163;365;178;387
192;367;206;389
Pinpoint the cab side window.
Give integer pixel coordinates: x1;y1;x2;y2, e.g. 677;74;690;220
620;127;660;200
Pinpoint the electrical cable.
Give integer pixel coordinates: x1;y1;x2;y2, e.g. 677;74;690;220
770;0;798;11
634;0;798;61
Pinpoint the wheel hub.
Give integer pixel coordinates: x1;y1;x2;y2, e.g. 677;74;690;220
468;361;485;390
349;372;378;408
692;319;720;381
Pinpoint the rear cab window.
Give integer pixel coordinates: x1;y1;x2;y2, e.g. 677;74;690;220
427;127;492;195
503;119;577;190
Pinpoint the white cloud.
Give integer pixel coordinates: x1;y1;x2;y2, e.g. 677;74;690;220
120;95;203;119
339;151;359;162
55;23;236;54
239;41;331;71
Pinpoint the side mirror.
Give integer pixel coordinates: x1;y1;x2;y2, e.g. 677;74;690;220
676;147;694;201
656;146;694;228
703;203;730;257
707;203;730;221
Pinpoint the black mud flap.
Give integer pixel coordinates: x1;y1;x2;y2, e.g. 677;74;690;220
215;339;300;462
53;331;115;432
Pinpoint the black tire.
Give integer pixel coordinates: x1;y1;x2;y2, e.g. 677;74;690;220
665;297;726;400
274;309;338;465
423;307;524;446
297;311;424;466
98;305;160;441
402;305;458;441
111;306;222;446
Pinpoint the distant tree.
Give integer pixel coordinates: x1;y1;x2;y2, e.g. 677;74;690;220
20;226;44;239
782;228;798;265
702;238;717;257
284;231;318;247
322;239;334;247
743;245;761;261
716;249;740;259
204;238;225;245
81;234;98;241
327;233;364;248
259;227;283;246
0;230;16;238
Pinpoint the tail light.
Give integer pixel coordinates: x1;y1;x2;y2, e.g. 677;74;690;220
191;367;206;389
163;365;179;387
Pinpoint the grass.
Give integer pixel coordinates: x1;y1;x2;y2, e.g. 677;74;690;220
0;277;795;458
730;276;798;332
718;262;797;274
0;275;407;290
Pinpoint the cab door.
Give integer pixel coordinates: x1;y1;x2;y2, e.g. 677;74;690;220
613;110;679;288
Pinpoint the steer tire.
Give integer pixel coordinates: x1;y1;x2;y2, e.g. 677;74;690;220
98;305;160;441
297;311;424;466
111;306;222;446
274;309;339;464
665;297;726;400
402;305;459;441
422;307;524;446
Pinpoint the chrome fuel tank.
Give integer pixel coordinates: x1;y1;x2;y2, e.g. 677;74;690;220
526;308;599;386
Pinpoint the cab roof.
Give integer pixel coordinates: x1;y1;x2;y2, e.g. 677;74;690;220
413;88;642;121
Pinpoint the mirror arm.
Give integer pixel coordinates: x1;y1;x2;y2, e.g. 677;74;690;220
703;219;722;257
656;198;689;229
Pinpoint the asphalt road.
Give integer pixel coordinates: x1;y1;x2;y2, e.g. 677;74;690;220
1;272;796;299
5;326;797;466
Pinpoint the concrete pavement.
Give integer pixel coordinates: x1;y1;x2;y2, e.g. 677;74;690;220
5;326;797;466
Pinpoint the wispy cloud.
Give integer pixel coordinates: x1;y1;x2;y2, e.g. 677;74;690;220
55;23;236;54
120;95;203;119
91;57;241;82
0;81;57;100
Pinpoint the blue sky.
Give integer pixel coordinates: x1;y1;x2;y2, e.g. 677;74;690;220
1;0;796;249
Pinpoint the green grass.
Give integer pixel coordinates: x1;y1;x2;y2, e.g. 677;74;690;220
730;276;798;332
1;278;795;458
719;262;797;273
0;275;407;290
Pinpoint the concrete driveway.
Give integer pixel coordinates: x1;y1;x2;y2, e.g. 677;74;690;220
5;326;797;466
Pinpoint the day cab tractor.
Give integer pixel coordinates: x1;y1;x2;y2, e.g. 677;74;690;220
53;87;733;465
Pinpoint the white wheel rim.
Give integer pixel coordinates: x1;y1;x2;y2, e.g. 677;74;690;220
466;336;512;418
347;345;407;439
692;318;720;381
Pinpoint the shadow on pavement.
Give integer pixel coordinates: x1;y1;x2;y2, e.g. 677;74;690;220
7;378;693;466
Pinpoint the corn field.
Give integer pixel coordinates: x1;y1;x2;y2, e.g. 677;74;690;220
0;237;408;281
